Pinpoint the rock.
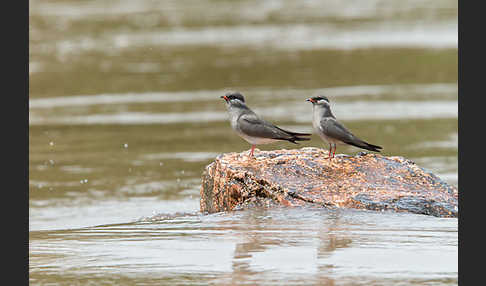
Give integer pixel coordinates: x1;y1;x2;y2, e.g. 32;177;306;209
200;147;458;218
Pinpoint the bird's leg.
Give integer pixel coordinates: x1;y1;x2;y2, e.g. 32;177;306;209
328;143;332;160
249;145;255;158
332;144;336;158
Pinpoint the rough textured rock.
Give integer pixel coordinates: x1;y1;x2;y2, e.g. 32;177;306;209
200;147;458;217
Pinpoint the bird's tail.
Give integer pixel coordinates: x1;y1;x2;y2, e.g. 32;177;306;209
274;126;312;144
287;136;311;144
275;126;311;137
352;140;382;152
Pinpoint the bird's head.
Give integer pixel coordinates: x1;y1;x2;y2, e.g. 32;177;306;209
306;95;330;108
221;92;246;107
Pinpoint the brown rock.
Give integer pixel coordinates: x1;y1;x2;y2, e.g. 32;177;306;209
200;147;458;217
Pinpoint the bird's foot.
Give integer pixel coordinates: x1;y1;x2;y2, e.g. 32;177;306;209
244;151;255;162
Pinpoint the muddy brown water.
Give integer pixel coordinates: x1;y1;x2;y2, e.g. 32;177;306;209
29;0;457;285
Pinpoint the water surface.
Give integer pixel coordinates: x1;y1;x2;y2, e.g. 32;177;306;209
30;209;457;285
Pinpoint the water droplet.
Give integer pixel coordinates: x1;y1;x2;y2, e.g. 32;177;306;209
49;141;54;146
49;159;55;165
123;143;128;148
159;162;164;166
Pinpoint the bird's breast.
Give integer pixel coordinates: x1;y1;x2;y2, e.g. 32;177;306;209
312;110;323;133
230;115;239;131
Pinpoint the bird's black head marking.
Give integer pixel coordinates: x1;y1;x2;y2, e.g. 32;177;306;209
221;92;245;103
306;95;330;104
311;96;329;103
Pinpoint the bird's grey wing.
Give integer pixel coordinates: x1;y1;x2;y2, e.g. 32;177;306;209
320;117;382;151
238;113;291;140
320;117;357;143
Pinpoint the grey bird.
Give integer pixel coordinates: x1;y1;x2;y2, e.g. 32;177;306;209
221;92;311;158
306;95;382;159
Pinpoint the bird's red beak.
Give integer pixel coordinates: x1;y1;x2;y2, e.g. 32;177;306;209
306;98;315;103
221;95;229;102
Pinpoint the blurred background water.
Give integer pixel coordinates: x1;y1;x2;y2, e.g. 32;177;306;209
29;0;457;285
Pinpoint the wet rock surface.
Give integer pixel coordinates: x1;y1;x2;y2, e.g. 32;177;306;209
200;147;458;217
